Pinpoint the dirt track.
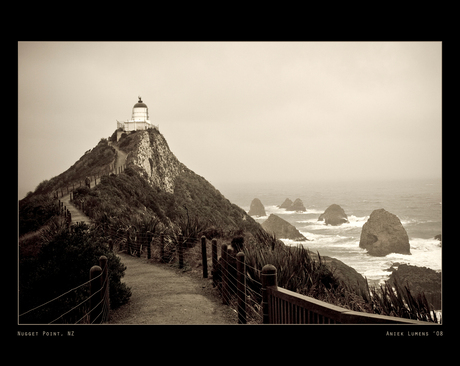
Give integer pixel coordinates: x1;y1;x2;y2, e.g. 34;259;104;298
109;253;236;325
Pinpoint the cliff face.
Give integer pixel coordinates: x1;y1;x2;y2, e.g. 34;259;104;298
123;129;186;194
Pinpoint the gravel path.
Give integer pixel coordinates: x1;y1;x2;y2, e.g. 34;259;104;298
109;253;236;325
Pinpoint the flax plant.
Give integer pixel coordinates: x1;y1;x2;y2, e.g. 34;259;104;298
242;228;438;322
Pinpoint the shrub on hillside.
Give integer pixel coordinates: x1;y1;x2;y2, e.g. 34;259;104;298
19;194;60;236
19;222;131;323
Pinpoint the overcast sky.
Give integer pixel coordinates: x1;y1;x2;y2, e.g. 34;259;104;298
18;41;442;199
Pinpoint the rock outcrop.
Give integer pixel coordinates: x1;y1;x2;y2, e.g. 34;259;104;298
387;264;441;310
124;128;185;194
359;208;411;256
434;234;442;247
262;214;308;241
279;198;293;209
318;204;349;226
310;252;368;293
248;198;266;217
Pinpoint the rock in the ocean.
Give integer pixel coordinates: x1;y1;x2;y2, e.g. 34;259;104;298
262;214;308;241
248;198;266;217
286;198;306;212
279;198;293;209
359;208;411;256
434;234;442;247
318;204;349;226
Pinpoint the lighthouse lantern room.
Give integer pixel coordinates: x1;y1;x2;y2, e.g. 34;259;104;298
117;96;158;132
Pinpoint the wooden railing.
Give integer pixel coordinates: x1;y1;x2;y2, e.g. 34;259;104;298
260;264;435;325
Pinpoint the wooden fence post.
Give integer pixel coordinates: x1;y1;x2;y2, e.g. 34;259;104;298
221;244;228;305
201;236;208;278
237;252;246;324
211;239;217;286
126;229;132;254
99;256;109;322
261;264;277;325
136;234;141;257
178;234;184;269
160;234;165;262
89;265;103;324
146;231;153;259
227;246;236;297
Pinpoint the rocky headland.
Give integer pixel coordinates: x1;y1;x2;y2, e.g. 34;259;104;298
318;204;349;226
248;198;266;217
261;214;308;241
359;208;411;256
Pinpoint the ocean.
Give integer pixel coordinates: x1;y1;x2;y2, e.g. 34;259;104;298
217;178;442;287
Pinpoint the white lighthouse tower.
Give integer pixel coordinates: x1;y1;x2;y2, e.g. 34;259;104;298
117;96;158;132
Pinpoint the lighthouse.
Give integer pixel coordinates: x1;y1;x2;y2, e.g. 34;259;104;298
117;96;158;132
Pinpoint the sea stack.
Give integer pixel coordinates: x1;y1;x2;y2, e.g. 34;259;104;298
359;208;411;256
318;204;349;226
279;198;293;209
248;198;266;217
286;198;306;212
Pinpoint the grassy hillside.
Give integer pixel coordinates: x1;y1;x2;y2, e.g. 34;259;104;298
19;138;116;236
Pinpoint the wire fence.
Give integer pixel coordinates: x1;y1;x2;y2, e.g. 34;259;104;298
19;256;110;325
52;162;126;200
94;226;267;324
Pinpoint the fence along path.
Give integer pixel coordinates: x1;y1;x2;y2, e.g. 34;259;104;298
205;240;437;325
54;143;127;226
19;256;110;324
103;230;437;324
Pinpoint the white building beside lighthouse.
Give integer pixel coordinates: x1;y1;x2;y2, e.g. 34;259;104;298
117;96;158;132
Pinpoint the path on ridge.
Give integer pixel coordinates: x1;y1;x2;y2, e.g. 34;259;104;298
109;253;236;325
59;145;128;226
61;194;91;225
110;143;127;172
